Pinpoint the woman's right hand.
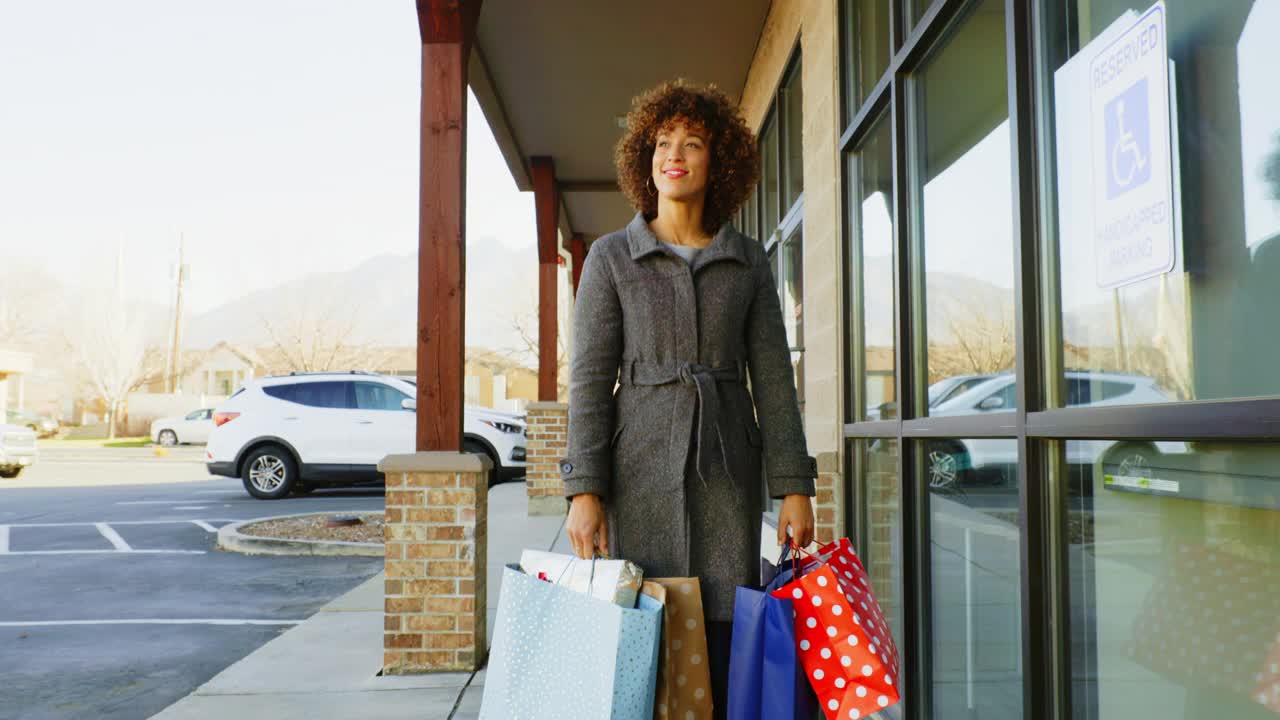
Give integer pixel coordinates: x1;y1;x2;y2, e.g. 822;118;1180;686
566;493;609;559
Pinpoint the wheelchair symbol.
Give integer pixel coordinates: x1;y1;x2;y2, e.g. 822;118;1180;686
1110;99;1148;189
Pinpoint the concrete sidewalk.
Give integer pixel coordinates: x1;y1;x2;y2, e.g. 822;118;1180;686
150;482;571;720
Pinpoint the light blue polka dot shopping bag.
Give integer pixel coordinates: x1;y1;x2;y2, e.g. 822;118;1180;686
479;562;663;719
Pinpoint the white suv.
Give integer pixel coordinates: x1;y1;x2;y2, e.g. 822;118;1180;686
205;372;527;499
0;423;38;478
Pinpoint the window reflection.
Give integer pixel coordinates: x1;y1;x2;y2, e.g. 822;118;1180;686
862;438;904;653
1067;439;1280;720
853;119;897;420
915;0;1016;417
925;437;1023;720
1047;0;1280;405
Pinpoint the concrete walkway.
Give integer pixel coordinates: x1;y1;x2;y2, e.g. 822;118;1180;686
150;482;569;720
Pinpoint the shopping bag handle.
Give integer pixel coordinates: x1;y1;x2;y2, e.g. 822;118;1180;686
552;553;599;593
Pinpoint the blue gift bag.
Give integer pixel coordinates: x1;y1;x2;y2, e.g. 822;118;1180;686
727;585;817;720
479;563;663;720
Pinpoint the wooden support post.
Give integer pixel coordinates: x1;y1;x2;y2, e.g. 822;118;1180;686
415;0;481;451
569;233;586;297
531;156;560;403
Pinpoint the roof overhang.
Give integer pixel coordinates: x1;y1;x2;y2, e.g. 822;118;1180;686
469;1;770;244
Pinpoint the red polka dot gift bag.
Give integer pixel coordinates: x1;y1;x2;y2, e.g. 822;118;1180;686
769;538;901;719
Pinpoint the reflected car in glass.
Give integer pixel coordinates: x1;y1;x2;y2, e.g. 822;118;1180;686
925;371;1174;490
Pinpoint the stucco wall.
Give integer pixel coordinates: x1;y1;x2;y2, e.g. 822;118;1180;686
739;0;846;541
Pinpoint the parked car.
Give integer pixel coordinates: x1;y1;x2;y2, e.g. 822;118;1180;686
923;372;1177;489
150;408;216;446
0;423;38;478
205;371;527;499
6;409;58;438
866;374;995;420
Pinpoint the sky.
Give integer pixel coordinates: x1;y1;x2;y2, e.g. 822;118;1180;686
0;0;537;316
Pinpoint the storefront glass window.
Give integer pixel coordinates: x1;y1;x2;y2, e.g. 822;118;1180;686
861;438;904;655
850;116;897;420
1065;439;1280;720
926;437;1023;720
913;0;1016;417
843;0;893;118
1041;0;1280;405
761;114;780;237
783;59;804;210
780;227;805;411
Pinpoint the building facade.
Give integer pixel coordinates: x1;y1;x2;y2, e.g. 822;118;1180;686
395;1;1280;713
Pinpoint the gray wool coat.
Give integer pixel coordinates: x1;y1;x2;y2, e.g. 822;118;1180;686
558;211;818;622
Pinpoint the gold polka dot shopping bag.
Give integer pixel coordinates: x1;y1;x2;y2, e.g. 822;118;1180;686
479;562;663;719
647;578;714;720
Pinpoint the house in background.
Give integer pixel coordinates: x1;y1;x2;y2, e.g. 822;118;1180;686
0;347;34;420
126;342;261;436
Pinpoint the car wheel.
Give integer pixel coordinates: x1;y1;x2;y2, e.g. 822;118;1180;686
0;468;22;479
241;445;298;500
926;441;970;491
1105;442;1159;479
463;439;500;488
158;430;178;447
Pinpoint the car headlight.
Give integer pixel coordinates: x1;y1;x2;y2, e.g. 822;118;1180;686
480;419;523;434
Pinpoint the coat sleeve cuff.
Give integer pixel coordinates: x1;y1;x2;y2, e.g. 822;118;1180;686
559;455;610;499
767;475;816;499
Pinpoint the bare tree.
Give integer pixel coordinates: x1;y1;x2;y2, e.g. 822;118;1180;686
257;292;387;374
0;266;63;348
504;310;568;401
64;290;154;439
927;291;1016;383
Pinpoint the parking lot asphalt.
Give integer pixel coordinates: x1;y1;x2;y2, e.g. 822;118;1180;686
0;455;388;720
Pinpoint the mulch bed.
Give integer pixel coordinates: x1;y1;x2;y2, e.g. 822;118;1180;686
237;513;385;544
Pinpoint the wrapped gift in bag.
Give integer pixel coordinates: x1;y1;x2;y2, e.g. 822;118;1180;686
647;578;713;720
520;549;645;608
770;538;901;720
480;562;663;720
727;580;817;720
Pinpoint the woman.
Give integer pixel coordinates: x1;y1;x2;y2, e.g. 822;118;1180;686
558;80;817;715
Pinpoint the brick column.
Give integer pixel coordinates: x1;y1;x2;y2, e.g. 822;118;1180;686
378;452;490;674
524;401;568;516
814;469;840;545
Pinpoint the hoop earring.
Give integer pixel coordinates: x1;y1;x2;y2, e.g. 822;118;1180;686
646;177;657;197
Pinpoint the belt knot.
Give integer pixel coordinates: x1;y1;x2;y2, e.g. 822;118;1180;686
677;362;709;385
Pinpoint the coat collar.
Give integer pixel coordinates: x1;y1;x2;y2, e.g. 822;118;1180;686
625;211;749;268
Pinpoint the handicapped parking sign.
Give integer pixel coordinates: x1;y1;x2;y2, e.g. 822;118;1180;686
1105;78;1151;199
1089;2;1175;289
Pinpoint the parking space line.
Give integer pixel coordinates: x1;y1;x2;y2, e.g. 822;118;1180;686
3;550;207;556
95;523;132;551
6;519;243;528
0;618;303;627
0;526;8;554
191;520;218;533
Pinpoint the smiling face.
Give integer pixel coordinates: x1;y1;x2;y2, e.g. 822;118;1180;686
651;117;711;204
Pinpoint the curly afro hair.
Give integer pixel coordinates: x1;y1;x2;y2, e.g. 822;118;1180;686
614;79;761;237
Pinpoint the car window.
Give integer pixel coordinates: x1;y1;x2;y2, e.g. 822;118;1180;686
290;381;352;409
185;410;203;421
1065;378;1091;407
354;382;409;411
979;383;1018;411
1098;381;1135;401
263;384;296;403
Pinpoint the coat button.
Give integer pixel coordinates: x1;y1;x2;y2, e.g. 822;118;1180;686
560;461;573;475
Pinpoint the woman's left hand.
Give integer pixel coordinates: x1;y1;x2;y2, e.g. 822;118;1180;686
777;494;815;549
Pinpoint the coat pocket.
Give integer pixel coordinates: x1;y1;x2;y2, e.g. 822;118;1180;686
744;422;762;448
610;422;627;449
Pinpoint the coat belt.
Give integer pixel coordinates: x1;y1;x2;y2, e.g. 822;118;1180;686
621;358;747;490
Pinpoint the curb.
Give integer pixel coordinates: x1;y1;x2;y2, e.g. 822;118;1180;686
216;511;384;557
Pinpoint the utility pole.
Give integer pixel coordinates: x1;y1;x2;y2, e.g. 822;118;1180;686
168;234;188;394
